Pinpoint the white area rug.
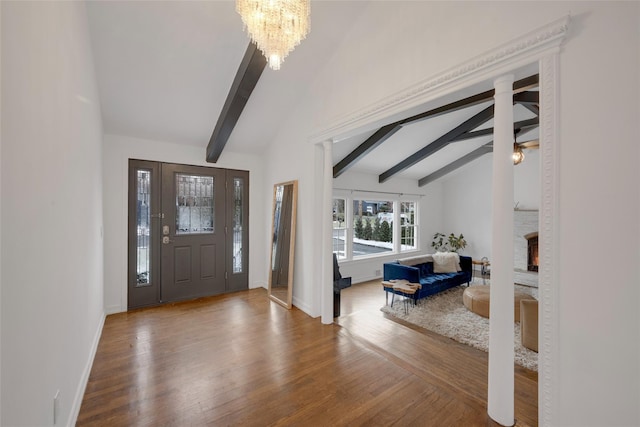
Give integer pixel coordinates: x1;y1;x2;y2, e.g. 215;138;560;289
380;284;538;371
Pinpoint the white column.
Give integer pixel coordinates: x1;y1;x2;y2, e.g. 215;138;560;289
321;140;334;324
488;74;515;426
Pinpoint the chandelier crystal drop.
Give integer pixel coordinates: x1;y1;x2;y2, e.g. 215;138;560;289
236;0;311;71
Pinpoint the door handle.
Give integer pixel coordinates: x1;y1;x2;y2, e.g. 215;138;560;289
162;236;173;244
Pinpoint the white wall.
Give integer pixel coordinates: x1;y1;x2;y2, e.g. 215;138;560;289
1;2;105;425
0;2;3;421
265;2;639;425
438;149;540;261
261;99;319;315
553;4;639;423
439;154;494;260
332;170;444;283
102;134;267;314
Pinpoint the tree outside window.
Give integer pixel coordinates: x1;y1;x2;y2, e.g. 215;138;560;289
332;198;347;259
352;199;393;258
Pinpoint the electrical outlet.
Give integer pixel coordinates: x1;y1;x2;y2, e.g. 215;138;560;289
53;390;60;425
375;269;381;276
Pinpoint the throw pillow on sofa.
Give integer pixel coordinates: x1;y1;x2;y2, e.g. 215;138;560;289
432;252;461;273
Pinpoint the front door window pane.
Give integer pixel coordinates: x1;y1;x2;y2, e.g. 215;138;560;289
136;170;151;286
176;174;214;234
232;178;244;273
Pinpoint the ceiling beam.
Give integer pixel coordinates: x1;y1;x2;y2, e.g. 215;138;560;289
378;104;495;183
332;91;494;178
418;144;493;187
333;124;402;178
450;128;494;142
206;42;267;163
513;117;539;133
451;118;540;142
513;74;539;94
513;91;539;105
514;91;540;116
520;103;540;116
332;74;539;178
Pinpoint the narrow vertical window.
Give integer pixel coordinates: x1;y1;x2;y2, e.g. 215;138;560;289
400;201;418;252
332;198;347;259
232;178;244;273
136;170;151;286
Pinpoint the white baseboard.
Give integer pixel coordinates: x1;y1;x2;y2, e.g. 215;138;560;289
351;275;382;285
105;304;123;315
68;311;106;427
251;280;267;289
292;296;315;318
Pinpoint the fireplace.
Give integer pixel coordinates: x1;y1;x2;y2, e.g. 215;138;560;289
525;232;539;272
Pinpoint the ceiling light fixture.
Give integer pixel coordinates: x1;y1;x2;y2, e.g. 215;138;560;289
236;0;310;71
512;142;525;165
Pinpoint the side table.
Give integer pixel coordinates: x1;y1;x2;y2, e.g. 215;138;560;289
382;280;421;314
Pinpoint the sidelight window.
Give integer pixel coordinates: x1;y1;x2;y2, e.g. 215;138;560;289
136;170;152;286
232;178;244;273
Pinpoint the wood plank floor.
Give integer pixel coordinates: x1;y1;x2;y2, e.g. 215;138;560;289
77;281;537;426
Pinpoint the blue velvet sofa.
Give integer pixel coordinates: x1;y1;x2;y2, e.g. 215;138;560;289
383;254;472;302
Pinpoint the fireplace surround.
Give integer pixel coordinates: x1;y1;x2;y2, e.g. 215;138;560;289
525;232;539;272
514;210;539;286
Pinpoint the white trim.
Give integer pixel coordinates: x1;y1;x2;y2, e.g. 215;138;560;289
313;15;570;426
68;312;106;427
310;15;570;145
321;141;334;324
538;53;561;426
119;147;129;312
105;304;122;315
292;296;313;317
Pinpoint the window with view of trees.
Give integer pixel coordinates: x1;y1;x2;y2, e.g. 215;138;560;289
332;196;419;260
352;199;393;257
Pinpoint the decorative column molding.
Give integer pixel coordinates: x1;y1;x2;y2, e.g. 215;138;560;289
538;53;561;426
321;140;334;324
488;74;515;426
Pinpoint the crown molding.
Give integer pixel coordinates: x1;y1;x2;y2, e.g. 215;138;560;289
310;15;570;144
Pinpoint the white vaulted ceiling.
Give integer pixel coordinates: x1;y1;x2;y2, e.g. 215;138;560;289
86;1;539;184
86;1;366;153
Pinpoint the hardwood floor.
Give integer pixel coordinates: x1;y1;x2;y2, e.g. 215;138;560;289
77;281;537;426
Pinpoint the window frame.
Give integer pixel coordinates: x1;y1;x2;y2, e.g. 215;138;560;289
332;192;420;262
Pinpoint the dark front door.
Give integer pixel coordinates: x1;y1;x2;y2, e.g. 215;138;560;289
160;163;226;302
128;160;249;309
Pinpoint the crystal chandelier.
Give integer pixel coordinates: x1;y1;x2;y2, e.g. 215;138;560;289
236;0;310;70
